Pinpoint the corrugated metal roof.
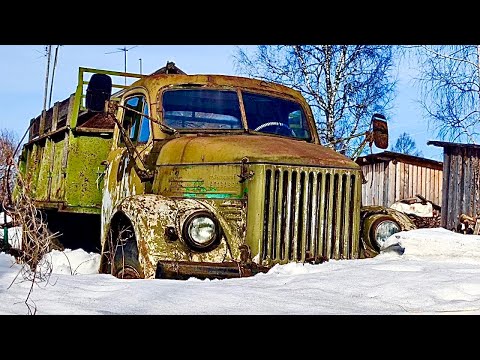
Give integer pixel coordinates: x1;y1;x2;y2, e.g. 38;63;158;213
356;151;443;169
428;140;480;150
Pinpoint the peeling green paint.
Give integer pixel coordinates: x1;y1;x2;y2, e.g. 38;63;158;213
20;130;113;214
184;193;241;199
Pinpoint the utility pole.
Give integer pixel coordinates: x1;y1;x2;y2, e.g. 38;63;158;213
477;45;480;127
48;45;61;109
42;45;52;113
105;45;139;85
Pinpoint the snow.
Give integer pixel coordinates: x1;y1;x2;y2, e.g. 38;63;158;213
1;211;21;248
6;227;22;249
390;201;433;217
46;249;101;275
2;227;480;314
382;227;480;261
0;212;12;225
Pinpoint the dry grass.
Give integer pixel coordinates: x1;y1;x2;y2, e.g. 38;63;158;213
1;128;60;314
4;170;60;314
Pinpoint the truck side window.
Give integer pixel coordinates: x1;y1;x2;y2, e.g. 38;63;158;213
138;101;150;143
120;95;150;145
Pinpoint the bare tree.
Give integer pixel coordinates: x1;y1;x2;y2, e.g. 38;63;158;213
0;129;18;207
234;45;397;154
391;132;423;156
417;45;480;142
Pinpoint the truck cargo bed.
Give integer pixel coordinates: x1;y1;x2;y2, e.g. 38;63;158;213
21;105;114;214
19;67;144;215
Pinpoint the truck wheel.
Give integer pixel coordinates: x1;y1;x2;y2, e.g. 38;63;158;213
106;216;143;279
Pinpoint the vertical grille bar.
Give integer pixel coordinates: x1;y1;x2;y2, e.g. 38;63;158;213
325;173;334;259
291;173;302;260
333;174;343;260
342;175;352;259
284;171;294;261
266;170;275;260
300;172;309;262
309;173;318;259
275;170;284;260
316;173;326;258
351;175;360;258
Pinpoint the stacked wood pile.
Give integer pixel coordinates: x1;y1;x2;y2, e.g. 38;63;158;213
407;210;441;228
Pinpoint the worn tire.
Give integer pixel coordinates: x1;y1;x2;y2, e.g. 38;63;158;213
105;216;143;279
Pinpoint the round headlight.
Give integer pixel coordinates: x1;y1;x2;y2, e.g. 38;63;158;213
373;220;401;249
182;211;221;252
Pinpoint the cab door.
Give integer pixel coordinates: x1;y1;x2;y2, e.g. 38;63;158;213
100;92;153;243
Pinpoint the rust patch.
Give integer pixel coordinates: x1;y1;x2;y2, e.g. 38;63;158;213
77;112;115;129
155;260;270;280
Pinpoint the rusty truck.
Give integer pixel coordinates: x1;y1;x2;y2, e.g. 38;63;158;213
17;62;415;279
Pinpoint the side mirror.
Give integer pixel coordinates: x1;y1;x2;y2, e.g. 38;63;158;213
86;74;112;112
371;113;388;149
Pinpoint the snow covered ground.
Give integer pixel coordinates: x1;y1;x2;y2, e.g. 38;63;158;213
1;227;480;315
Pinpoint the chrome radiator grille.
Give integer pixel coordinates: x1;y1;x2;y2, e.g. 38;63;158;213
260;166;360;263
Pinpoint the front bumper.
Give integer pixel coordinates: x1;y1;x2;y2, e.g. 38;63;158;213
155;260;270;280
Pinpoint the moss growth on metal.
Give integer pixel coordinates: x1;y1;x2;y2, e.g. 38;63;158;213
65;134;113;210
34;139;53;201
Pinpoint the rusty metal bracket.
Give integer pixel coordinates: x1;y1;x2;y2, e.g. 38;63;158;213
238;157;254;183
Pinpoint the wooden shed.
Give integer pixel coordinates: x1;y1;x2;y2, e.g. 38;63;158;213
356;151;443;208
428;141;480;230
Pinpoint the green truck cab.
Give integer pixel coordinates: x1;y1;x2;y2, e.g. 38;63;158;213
18;63;415;279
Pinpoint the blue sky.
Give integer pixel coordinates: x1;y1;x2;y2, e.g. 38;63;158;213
0;45;443;161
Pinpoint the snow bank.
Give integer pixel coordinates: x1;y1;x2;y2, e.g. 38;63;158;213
0;247;100;275
382;227;480;261
264;261;330;276
3;228;480;314
0;252;18;268
45;249;101;275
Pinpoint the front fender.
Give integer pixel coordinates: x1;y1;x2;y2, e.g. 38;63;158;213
108;194;235;278
360;205;416;258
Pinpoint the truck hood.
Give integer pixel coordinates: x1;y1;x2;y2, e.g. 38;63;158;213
157;135;359;169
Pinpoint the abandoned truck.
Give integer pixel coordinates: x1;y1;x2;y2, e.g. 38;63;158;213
17;63;415;279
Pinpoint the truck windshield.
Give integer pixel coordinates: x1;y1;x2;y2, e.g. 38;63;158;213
162;88;312;141
242;91;312;141
163;89;243;130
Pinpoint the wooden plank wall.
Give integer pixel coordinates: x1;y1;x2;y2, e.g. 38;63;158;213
442;147;480;230
361;160;443;207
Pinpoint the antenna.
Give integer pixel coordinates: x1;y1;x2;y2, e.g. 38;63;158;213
105;45;139;85
139;58;142;74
